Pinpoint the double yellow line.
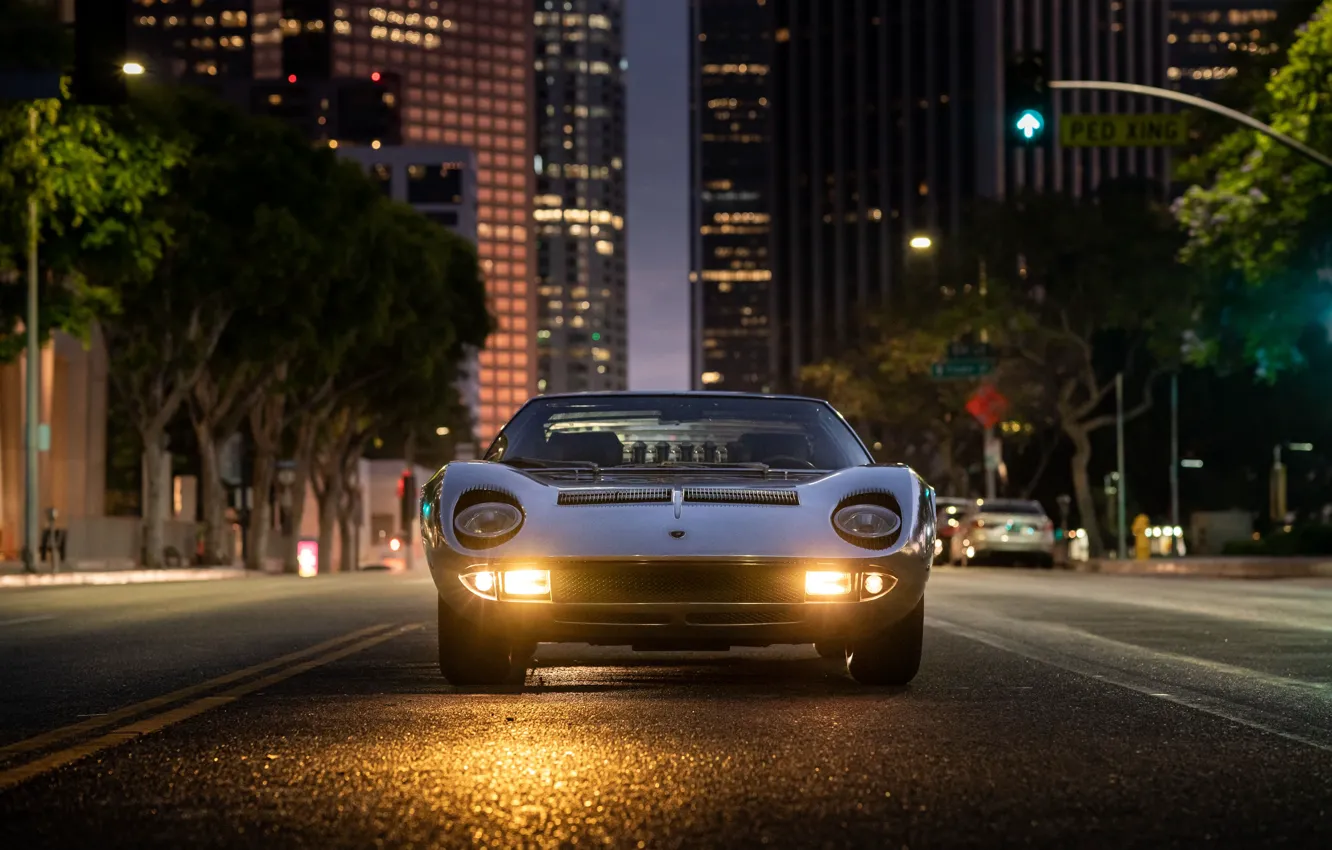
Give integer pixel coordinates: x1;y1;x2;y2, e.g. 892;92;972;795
0;621;420;792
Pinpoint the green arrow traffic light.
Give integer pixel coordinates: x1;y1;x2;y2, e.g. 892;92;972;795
1015;109;1045;141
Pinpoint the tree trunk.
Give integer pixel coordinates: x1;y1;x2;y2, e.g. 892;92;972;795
192;421;230;565
141;425;170;568
316;470;342;575
337;441;364;573
282;417;320;572
247;443;275;571
246;380;287;572
1067;426;1104;557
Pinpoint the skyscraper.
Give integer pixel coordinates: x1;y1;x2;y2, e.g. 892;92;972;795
767;0;981;391
689;0;1179;394
130;1;535;444
994;0;1174;198
532;0;628;395
687;0;775;394
1167;1;1291;96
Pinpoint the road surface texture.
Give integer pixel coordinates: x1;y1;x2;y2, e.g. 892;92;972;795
1;568;1329;848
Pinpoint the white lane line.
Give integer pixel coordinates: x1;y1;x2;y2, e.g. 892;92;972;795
0;615;56;627
929;615;1332;754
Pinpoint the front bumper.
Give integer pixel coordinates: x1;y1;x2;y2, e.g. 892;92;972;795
427;553;929;647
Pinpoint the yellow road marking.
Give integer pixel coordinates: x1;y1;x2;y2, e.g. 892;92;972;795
0;623;395;758
0;623;422;792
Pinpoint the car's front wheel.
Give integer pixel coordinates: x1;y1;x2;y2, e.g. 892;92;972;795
847;597;924;686
813;641;846;659
438;596;520;686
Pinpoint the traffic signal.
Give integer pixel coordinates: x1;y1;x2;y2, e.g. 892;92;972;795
399;470;416;529
73;0;131;105
1006;51;1050;145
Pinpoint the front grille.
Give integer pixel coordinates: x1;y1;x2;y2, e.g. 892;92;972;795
551;564;806;604
684;488;799;506
557;488;671;506
554;612;673;626
686;610;804;626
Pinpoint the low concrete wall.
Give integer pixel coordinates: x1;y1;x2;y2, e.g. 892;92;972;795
1077;557;1332;579
60;516;200;567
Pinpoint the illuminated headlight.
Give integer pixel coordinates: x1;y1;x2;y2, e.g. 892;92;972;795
459;570;498;599
805;570;853;598
501;569;551;599
455;502;523;539
861;572;896;600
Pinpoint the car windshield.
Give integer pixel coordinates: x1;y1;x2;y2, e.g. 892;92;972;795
485;395;871;470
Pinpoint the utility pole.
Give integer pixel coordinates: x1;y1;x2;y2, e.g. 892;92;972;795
1169;372;1180;542
23;105;41;574
978;258;997;500
1115;373;1127;559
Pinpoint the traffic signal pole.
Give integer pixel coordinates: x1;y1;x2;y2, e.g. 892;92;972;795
1048;80;1332;171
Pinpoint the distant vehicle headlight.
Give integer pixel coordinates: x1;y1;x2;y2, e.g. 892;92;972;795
833;504;901;540
455;502;524;539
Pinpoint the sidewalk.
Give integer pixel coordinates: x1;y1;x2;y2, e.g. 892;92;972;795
0;558;276;588
1074;556;1332;579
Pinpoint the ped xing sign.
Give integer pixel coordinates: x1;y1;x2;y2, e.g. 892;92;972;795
1060;113;1188;147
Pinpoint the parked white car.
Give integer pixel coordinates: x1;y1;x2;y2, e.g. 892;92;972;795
948;498;1055;568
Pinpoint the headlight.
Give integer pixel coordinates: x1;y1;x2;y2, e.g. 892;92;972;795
833;504;901;540
455;502;523;539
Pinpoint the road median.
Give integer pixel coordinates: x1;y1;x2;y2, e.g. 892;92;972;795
1073;556;1332;579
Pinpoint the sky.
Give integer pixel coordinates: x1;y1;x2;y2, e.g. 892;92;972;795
624;0;690;390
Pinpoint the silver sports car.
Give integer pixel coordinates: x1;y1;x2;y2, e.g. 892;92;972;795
421;392;936;686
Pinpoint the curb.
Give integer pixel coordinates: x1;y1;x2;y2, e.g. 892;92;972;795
1073;558;1332;579
0;568;252;589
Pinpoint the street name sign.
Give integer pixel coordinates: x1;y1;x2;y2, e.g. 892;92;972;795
930;359;994;380
1060;114;1187;147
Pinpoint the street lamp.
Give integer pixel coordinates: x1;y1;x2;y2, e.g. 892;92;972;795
122;61;145;76
435;426;450;437
908;235;933;251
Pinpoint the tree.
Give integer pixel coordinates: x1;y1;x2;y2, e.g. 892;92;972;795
1174;1;1332;375
303;201;490;574
97;89;337;567
0;88;179;363
972;183;1198;556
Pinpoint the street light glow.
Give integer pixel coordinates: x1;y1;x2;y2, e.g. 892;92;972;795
122;62;145;76
909;235;933;250
435;426;450;437
1289;442;1313;452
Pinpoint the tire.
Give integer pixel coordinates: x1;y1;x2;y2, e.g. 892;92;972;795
814;641;846;659
437;596;518;686
847;596;924;686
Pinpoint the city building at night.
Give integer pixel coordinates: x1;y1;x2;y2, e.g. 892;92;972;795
1167;1;1290;95
687;0;775;394
532;0;628;395
989;0;1174;199
689;0;1179;393
766;0;981;392
129;0;535;443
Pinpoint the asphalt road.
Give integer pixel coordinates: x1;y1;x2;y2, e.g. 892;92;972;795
1;568;1330;848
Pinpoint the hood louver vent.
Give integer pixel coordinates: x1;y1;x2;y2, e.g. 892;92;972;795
685;488;799;506
557;488;672;506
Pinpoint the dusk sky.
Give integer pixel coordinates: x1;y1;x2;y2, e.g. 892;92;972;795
624;0;690;390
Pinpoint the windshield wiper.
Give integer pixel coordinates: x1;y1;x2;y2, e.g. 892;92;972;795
500;456;601;473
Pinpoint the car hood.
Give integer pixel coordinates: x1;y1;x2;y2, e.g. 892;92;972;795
423;461;935;561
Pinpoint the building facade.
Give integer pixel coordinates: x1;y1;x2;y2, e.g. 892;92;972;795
532;0;628;394
767;0;982;391
996;0;1174;198
1167;1;1291;95
130;0;536;443
687;0;775;394
689;0;1178;394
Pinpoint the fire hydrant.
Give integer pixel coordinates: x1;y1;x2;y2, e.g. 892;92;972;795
1132;513;1152;560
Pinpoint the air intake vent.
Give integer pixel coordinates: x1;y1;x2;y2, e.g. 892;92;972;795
684;488;799;506
557;488;671;506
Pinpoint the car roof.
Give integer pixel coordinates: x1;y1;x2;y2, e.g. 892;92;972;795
533;390;832;403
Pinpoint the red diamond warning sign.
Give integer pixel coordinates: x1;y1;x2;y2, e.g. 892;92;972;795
965;384;1009;430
